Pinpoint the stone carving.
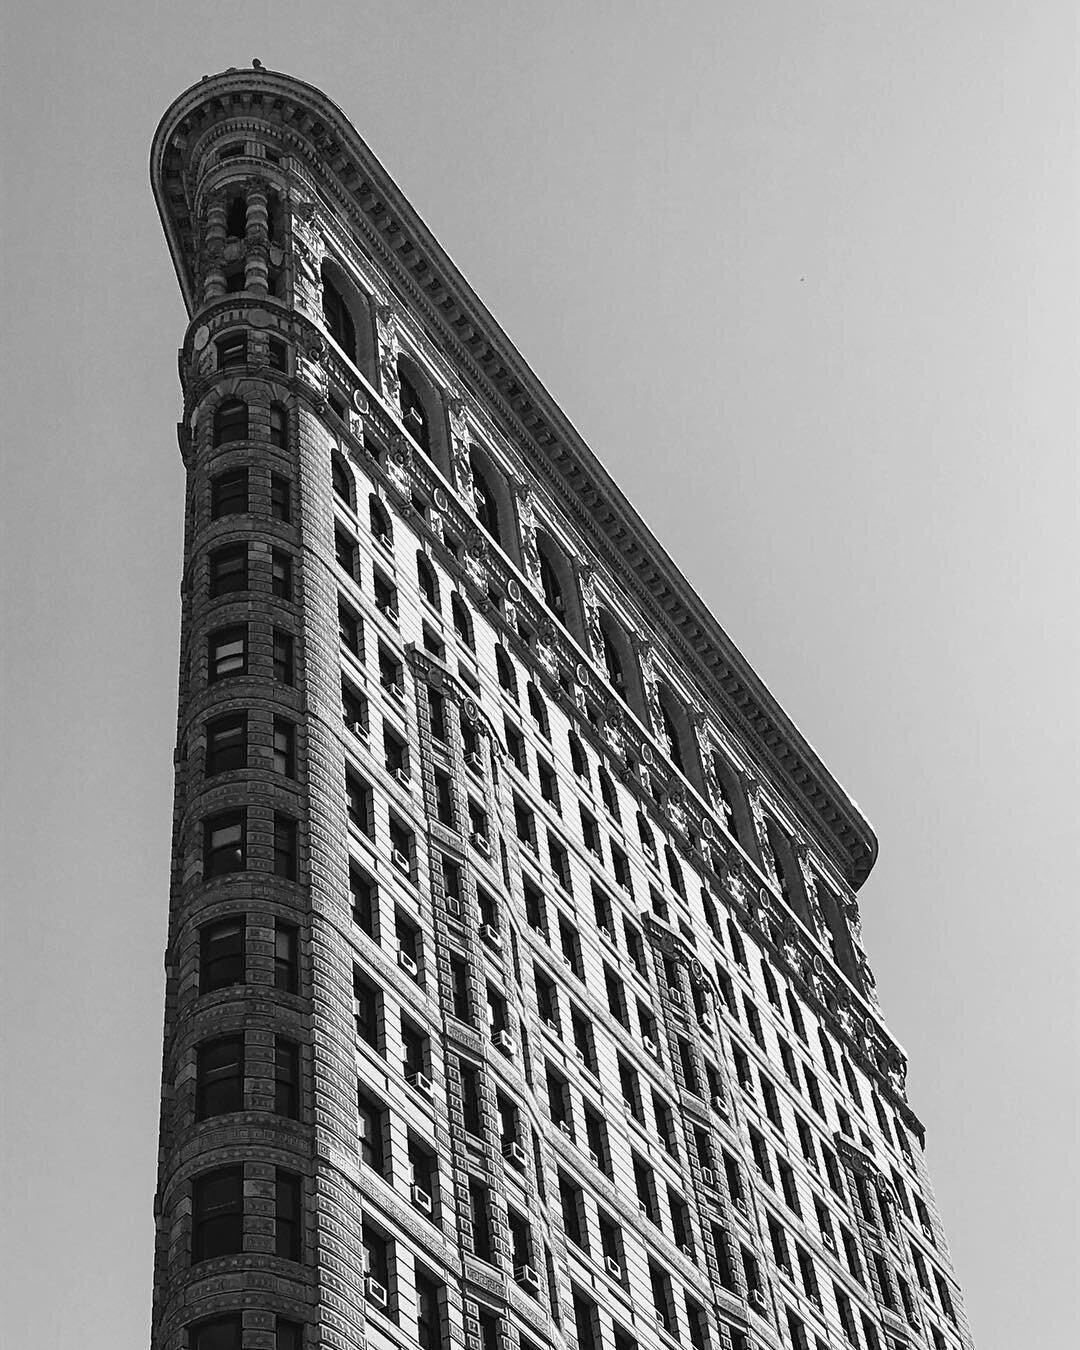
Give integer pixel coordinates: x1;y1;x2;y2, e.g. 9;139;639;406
374;303;400;408
446;396;475;498
512;479;543;592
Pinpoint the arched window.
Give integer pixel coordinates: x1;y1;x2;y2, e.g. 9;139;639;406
761;961;782;1011
471;457;501;546
526;683;549;737
657;687;700;785
213;400;248;447
225;192;246;238
398;363;430;455
765;819;811;926
711;749;754;854
322;269;356;358
495;645;517;700
701;889;721;942
659;698;684;773
538;545;565;619
416;552;438;609
369;495;392;546
451;593;473;650
727;919;748;971
269;403;288;449
818;1029;839;1080
534;531;584;640
664;845;685;899
814;878;858;981
568;732;589;782
598;767;619;820
331;454;354;509
637;811;656;863
320;261;377;382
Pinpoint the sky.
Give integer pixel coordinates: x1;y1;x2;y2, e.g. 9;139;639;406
2;3;1077;1347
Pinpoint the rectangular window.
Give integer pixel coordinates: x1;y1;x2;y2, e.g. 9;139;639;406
207;625;247;682
272;549;293;600
275;1171;302;1260
191;1316;242;1350
345;771;373;836
216;331;247;370
205;712;246;776
192;1166;244;1261
274;1037;300;1118
357;1088;386;1172
338;600;362;656
450;954;472;1023
200;917;245;992
271;473;291;523
209;543;248;595
273;719;296;777
469;1179;494;1261
268;337;288;372
196;1035;244;1119
274;921;299;994
272;629;294;684
204;810;246;877
539;759;560;807
427;687;447;742
335;527;358;580
211;468;249;518
548;832;571;890
273;814;298;880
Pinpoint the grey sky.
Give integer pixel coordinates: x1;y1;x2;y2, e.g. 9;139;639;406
2;3;1076;1347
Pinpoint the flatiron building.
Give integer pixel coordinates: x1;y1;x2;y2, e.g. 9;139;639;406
150;65;975;1350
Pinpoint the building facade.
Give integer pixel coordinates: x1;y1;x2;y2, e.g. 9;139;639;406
150;66;974;1350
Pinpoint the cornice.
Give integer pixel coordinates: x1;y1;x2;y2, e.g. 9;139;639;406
151;67;878;889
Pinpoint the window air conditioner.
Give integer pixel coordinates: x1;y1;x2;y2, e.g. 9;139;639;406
749;1289;767;1312
514;1264;540;1293
605;1256;622;1280
668;986;683;1004
393;767;410;785
364;1276;388;1309
492;1029;515;1055
407;1070;433;1096
397;948;419;976
410;1184;433;1214
642;1036;658;1056
503;1141;527;1167
471;831;491;856
391;848;410;872
480;922;501;947
466;750;484;771
700;1168;717;1189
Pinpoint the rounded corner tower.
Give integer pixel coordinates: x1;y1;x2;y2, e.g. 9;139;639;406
150;65;973;1350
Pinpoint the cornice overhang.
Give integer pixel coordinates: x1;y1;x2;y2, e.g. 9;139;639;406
151;67;879;889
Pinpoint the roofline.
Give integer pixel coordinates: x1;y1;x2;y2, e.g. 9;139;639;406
151;66;879;888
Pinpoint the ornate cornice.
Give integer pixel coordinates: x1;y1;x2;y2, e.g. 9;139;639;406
151;66;878;889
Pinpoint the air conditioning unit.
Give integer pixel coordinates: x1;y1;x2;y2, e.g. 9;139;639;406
386;682;404;700
383;606;400;624
711;1093;728;1115
749;1288;767;1313
364;1276;388;1309
698;1013;714;1031
733;1194;748;1214
407;1070;433;1096
573;1047;586;1065
598;924;614;943
514;1264;540;1293
350;720;368;739
466;750;484;771
445;896;462;917
642;1036;658;1055
557;1120;574;1138
921;1222;933;1239
503;1140;527;1167
410;1183;433;1214
668;986;683;1004
492;1029;515;1055
480;922;501;947
740;1078;755;1096
822;1230;836;1251
397;949;419;976
393;766;410;785
679;1243;694;1259
391;848;410;872
700;1167;717;1190
605;1256;622;1280
471;831;491;856
638;1202;651;1218
588;1149;600;1167
544;1017;559;1033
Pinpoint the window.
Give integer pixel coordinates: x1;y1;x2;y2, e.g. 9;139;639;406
207;625;246;682
211;467;248;518
274;814;298;880
579;806;601;859
275;1171;302;1260
559;917;582;977
208;544;248;596
213;399;248;446
352;966;382;1049
451;592;473;649
204;810;245;877
335;527;358;580
345;771;372;836
332;453;354;508
190;1317;242;1350
272;630;294;684
471;457;504;544
779;1158;800;1214
274;921;299;993
200;918;244;992
526;683;549;736
749;1128;773;1185
469;1179;494;1261
192;1166;243;1261
584;1106;610;1175
270;549;292;600
570;1008;597;1073
269;718;297;777
274;1037;300;1117
624;920;647;977
648;1263;675;1335
379;644;403;695
549;833;571;890
205;713;246;776
337;600;362;657
196;1036;244;1118
275;1321;302;1350
496;644;517;698
416;551;439;608
266;474;290;524
416;1270;443;1350
560;1173;588;1248
611;842;633;894
368;494;392;547
268;338;288;372
269;404;288;450
598;767;620;818
357;1088;386;1172
633;1153;659;1223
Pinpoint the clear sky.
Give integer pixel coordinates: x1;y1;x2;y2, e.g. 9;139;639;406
2;3;1076;1347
